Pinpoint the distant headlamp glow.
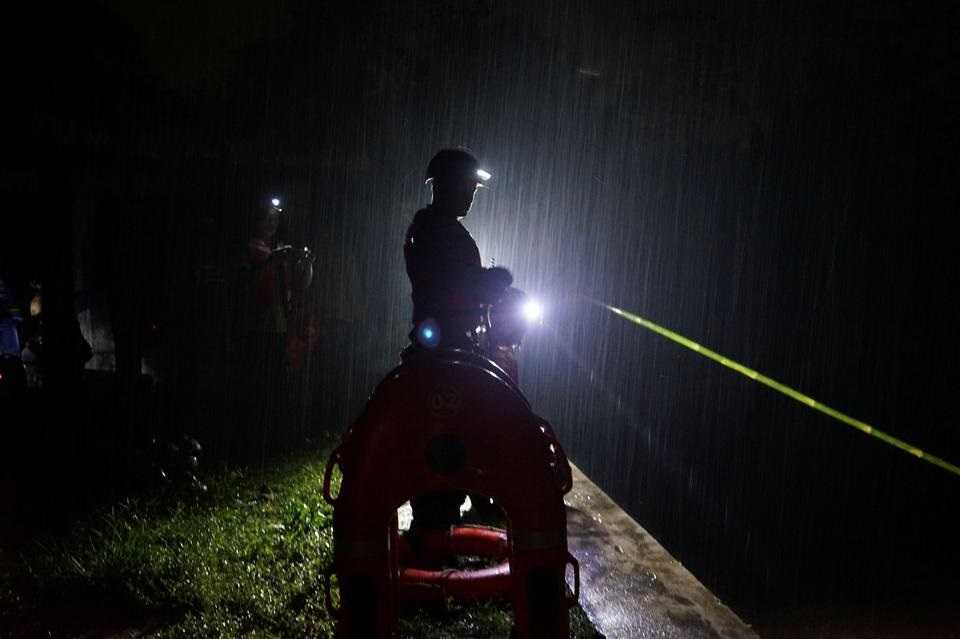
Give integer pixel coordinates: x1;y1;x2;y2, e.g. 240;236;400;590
476;169;491;182
271;197;281;207
521;299;543;323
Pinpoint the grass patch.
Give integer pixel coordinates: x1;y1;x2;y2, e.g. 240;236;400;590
1;449;602;637
3;453;338;637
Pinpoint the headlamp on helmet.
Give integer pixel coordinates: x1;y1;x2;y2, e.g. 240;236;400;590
425;148;492;187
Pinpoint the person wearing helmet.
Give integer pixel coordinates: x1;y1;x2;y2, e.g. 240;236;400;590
232;198;314;463
404;148;513;350
403;148;515;547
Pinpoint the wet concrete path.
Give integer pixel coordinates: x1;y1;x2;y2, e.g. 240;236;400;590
566;464;758;639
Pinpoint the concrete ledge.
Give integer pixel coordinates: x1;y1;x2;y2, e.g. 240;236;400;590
566;464;758;639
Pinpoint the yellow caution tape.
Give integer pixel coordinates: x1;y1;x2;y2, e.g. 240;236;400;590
601;302;960;478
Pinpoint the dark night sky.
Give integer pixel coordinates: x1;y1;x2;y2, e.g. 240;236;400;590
5;0;959;615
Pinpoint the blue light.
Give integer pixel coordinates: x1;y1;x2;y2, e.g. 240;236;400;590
417;319;441;348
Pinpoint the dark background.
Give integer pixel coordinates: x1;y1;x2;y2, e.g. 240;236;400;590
3;0;958;629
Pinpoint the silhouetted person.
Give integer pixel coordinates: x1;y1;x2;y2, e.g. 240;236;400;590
404;148;512;350
403;148;513;540
18;282;92;387
233;198;313;463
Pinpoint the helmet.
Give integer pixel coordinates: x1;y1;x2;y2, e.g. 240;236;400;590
425;148;492;186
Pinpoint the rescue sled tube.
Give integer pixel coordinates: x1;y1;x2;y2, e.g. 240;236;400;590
400;563;512;603
399;525;510;563
399;526;512;603
400;346;527;407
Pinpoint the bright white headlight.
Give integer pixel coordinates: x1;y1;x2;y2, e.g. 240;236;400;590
271;197;281;207
522;299;543;323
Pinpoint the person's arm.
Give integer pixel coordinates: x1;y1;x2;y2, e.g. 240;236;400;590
248;238;293;266
408;214;513;306
269;245;294;261
471;266;513;303
437;222;512;303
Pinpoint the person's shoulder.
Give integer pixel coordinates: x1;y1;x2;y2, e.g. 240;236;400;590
411;207;432;225
409;207;453;232
407;208;429;236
